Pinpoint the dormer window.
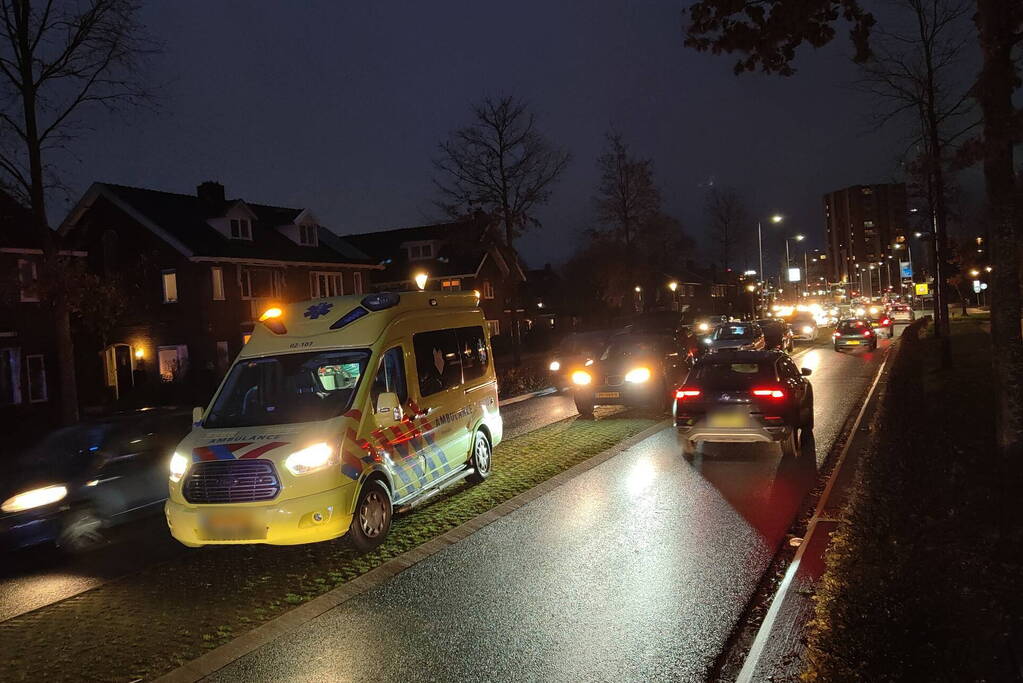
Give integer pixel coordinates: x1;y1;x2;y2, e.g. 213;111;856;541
230;218;252;240
407;242;433;260
299;224;318;246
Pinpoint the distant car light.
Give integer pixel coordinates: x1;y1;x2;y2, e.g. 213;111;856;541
549;360;561;372
698;322;710;332
1;485;68;513
169;452;189;483
284;442;336;476
624;367;651;384
571;370;592;386
802;325;814;334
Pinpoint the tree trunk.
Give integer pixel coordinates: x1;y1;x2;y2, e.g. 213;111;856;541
975;0;1022;462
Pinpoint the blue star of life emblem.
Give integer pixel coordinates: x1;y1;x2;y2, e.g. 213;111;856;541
304;302;334;319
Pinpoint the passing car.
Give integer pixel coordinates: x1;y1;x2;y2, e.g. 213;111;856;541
624;311;701;362
869;314;894;338
674;350;814;458
833;318;878;351
693;314;731;336
571;333;689;417
758;319;795;353
705;322;766;353
789;311;819;341
548;330;611;390
0;408;192;552
889;303;914;323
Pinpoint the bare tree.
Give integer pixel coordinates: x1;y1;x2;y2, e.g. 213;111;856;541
0;0;154;424
704;186;749;270
592;130;660;249
857;0;977;344
433;94;570;249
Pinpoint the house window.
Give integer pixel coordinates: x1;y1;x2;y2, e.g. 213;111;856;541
162;270;178;303
441;279;462;291
407;243;434;260
311;272;344;298
157;345;189;382
485;320;500;337
239;268;251;299
26;354;46;402
299;224;318;246
0;348;20;405
211;267;225;300
481;281;495;299
353;271;364;295
863;220;875;228
230;218;252;240
17;259;39;302
239;268;282;299
711;285;727;298
215;341;230;375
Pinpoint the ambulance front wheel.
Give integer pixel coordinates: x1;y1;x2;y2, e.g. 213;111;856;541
348;479;392;552
466;430;492;484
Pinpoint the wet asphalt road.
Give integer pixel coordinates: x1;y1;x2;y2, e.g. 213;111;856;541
208;331;899;682
0;388;589;623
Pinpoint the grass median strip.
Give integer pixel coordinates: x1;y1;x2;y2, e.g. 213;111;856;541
0;413;657;683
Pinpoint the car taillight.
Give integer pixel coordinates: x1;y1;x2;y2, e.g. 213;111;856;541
863;330;872;337
752;388;786;399
881;318;891;325
833;331;841;338
675;388;701;399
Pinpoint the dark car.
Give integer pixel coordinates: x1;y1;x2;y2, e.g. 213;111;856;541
547;330;612;390
571;333;689;417
705;322;766;353
758;319;795;353
868;314;894;338
674;350;814;457
833;318;877;351
0;408;192;552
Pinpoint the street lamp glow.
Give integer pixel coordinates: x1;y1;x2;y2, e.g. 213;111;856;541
668;281;678;292
746;284;756;292
634;285;642;293
969;269;980;277
771;215;783;223
985;266;993;272
414;272;428;290
794;234;805;242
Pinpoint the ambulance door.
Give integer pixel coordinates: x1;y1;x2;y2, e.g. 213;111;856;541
369;345;425;500
411;328;466;482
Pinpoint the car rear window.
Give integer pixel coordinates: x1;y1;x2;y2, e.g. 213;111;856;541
690;360;775;387
838;320;869;334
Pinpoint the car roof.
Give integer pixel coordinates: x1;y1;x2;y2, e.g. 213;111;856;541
696;349;783;363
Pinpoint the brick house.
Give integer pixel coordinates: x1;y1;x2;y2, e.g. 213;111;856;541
342;214;526;343
62;181;379;407
0;192;86;440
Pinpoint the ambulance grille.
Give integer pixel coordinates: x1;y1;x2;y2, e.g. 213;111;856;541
183;460;281;504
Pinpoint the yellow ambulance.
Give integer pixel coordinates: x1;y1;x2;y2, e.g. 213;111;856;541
164;291;502;551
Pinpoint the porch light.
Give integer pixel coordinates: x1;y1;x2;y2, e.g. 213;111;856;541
414;272;428;290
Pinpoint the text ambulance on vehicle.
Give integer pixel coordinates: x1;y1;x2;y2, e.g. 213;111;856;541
165;292;502;551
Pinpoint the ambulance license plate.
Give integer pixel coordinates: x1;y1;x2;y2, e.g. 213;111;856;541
199;511;266;541
596;392;620;399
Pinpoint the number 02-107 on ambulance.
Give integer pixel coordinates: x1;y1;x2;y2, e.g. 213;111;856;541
164;291;502;551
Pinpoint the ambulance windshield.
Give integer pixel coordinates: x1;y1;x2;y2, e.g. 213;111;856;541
205;349;371;428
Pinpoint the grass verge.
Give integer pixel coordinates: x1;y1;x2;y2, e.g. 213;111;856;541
804;319;1023;681
0;413;657;682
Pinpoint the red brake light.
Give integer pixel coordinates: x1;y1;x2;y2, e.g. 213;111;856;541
833;331;841;338
863;330;872;337
752;388;786;399
881;318;891;325
675;389;701;399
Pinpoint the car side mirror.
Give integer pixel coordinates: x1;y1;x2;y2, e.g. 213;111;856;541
800;368;812;376
192;406;204;425
374;392;403;428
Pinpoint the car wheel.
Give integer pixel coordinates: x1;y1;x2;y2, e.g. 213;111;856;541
58;506;106;553
834;345;842;353
575;394;595;418
348;479;392;552
780;430;798;458
871;340;878;351
802;392;815;430
466;430;492;484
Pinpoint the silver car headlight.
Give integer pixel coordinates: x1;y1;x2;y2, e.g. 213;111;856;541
1;485;68;513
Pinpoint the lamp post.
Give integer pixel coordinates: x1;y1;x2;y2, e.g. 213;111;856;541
785;234;804;298
668;281;678;312
414;272;428;290
757;214;783;287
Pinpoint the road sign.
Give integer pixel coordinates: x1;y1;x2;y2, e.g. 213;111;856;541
973;280;982;293
899;261;912;278
787;267;801;283
915;283;929;296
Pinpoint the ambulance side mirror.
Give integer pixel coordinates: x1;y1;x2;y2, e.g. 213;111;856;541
192;406;204;426
374;392;402;428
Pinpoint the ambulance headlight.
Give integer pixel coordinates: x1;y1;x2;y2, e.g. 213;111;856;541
624;367;651;383
571;370;592;386
549;360;561;372
285;442;336;476
169;452;189;483
1;485;67;513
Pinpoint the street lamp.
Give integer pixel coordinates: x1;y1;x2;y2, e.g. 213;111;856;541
414;272;428;290
757;214;784;286
668;281;678;311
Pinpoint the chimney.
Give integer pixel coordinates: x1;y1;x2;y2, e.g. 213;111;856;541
197;181;225;206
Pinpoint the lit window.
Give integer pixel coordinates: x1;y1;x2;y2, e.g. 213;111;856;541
441;279;462;291
162;270;178;303
486;320;500;337
157;345;189;382
211;267;225;300
481;281;495;299
242;334;252;345
18;259;39;302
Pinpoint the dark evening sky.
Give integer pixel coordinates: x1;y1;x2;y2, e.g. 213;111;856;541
62;0;924;275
